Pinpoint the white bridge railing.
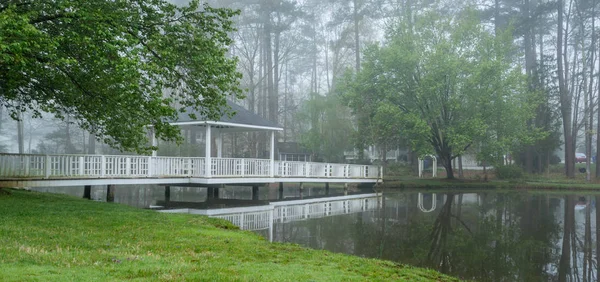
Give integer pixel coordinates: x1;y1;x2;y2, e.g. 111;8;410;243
0;153;381;180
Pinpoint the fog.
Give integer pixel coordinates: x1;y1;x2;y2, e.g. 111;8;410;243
0;0;596;176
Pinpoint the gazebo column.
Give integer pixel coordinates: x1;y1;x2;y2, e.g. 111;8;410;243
151;128;157;157
216;130;223;158
270;131;275;177
205;125;212;178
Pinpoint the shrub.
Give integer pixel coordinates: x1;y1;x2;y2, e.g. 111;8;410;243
494;164;523;180
384;163;413;177
550;155;561;165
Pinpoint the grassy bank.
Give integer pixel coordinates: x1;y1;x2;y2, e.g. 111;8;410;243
0;189;455;282
382;177;600;190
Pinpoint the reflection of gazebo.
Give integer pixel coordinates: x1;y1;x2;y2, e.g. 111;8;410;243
150;100;283;177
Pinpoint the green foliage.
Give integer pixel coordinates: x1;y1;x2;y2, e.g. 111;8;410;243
383;163;413;178
0;190;456;281
0;0;242;154
297;93;354;162
494;164;524;180
342;8;543;177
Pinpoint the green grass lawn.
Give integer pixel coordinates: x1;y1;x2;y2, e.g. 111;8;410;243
0;189;456;282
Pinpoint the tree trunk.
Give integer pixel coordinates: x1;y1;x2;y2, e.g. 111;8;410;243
353;0;360;73
494;0;500;35
442;156;454;179
557;0;575;178
65;117;75;154
458;155;464;179
17;113;24;154
271;14;280;125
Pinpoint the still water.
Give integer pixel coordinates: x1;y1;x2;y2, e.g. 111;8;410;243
33;185;599;281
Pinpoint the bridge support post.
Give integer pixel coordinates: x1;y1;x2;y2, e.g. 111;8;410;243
325;183;330;196
207;185;220;200
252;185;259;201
299;182;304;199
83;185;91;200
278;182;284;200
106;185;115;202
344;183;348;196
164;186;171;203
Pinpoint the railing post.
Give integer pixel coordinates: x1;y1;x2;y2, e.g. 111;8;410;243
44;155;51;179
100;156;106;177
78;156;84;176
241;159;245;177
147;157;153;177
24;155;30;176
269;209;274;242
304;204;309;219
126;157;131;176
326;164;331;178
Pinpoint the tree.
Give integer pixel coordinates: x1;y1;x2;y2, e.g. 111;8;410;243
345;9;540;179
0;0;242;154
297;93;354;162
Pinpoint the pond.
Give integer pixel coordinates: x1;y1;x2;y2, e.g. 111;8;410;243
33;185;598;281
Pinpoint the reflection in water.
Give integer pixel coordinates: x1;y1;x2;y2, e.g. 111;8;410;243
30;185;599;281
30;183;354;208
270;192;598;282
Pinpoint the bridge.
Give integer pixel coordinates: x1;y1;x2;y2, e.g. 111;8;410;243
0;101;381;189
0;153;381;188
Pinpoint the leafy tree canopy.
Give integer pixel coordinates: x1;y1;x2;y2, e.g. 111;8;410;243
297;93;354;163
343;9;542;178
0;0;242;153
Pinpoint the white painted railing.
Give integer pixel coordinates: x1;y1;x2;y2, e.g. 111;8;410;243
211;158;270;177
0;153;381;180
274;161;380;179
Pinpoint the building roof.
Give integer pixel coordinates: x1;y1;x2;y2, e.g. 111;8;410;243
172;100;283;131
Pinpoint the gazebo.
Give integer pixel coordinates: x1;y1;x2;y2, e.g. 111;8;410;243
150;100;283;178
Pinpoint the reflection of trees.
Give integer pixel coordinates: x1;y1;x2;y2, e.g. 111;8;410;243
558;195;574;282
557;195;598;282
427;193;455;272
583;196;592;282
388;193;560;281
597;196;600;282
272;192;564;281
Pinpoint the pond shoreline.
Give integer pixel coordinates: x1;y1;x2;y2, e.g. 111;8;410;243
0;189;457;281
381;179;600;191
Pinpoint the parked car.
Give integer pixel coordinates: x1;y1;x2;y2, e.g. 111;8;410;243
576;153;587;163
